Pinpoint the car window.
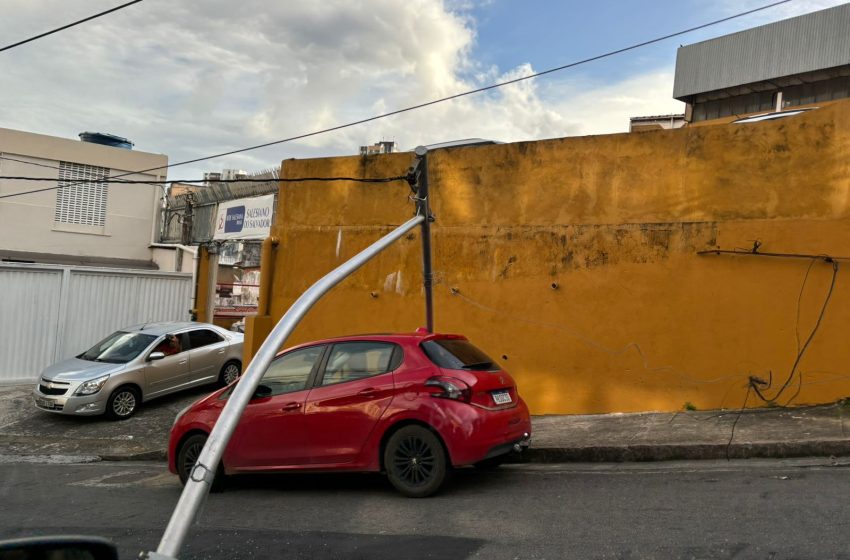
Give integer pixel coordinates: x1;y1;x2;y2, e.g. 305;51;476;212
320;342;398;386
152;332;187;356
78;331;157;364
421;339;499;371
259;345;324;396
187;329;224;349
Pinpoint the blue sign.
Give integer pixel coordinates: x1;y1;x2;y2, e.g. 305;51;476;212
224;205;245;233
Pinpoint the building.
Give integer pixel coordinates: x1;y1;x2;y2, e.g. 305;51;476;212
674;3;850;123
359;140;397;156
629;114;686;132
203;169;247;185
0;126;182;270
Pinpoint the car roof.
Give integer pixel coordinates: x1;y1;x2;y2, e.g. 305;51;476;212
282;329;467;352
120;321;220;336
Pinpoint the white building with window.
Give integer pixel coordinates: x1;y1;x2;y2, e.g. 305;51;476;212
0;126;181;270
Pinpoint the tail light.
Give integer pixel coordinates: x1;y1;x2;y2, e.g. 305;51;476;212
425;376;471;403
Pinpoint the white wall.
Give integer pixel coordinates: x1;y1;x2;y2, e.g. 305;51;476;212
0;127;168;263
0;263;192;383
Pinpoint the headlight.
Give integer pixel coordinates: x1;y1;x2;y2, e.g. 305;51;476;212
75;375;110;396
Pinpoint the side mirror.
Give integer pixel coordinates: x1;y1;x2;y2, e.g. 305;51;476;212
252;384;272;399
0;535;118;559
148;352;166;361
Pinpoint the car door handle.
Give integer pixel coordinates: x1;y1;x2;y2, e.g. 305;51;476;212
357;388;379;398
281;402;302;411
179;359;187;365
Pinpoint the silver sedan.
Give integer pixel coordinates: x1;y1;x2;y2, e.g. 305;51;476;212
32;321;244;420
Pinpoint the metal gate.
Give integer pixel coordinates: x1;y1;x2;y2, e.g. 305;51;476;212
0;263;192;384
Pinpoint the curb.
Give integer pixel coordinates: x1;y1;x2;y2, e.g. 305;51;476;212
514;440;850;463
100;449;167;462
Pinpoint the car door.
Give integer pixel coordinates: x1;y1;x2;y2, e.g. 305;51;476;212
143;332;191;397
185;328;228;384
301;341;400;465
225;344;326;470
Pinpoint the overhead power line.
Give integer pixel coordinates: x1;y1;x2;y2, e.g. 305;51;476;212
0;0;791;201
0;175;406;185
153;0;792;171
0;0;144;54
0;174;409;200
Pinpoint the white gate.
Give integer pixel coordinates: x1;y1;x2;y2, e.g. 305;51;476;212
0;263;192;383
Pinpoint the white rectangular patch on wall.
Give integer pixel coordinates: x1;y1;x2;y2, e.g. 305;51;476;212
213;194;275;240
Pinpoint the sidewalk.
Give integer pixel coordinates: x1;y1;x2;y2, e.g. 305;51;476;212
2;384;849;463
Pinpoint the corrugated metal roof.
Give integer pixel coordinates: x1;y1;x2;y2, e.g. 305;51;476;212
673;3;850;100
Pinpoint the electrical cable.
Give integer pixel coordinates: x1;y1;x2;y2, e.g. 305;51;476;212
795;258;819;355
0;170;408;199
152;0;793;172
772;261;839;405
726;383;752;461
0;175;407;186
0;0;792;202
0;1;144;54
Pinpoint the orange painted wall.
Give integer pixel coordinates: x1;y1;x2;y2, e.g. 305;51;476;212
248;99;850;414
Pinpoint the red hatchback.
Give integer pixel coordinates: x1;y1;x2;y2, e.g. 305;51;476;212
167;330;531;497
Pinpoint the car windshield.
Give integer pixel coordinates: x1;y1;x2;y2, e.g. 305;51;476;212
77;331;157;364
421;339;500;371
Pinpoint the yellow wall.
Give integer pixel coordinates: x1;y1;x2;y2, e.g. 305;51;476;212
248;99;850;414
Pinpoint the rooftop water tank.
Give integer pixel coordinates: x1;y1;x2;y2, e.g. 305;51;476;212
79;132;134;150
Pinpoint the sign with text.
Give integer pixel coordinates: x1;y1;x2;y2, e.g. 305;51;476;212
213;195;275;240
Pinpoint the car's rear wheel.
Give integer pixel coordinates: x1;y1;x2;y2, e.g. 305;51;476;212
218;361;241;387
384;425;448;498
105;386;140;420
177;433;226;493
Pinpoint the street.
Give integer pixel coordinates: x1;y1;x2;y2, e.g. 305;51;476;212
1;458;849;559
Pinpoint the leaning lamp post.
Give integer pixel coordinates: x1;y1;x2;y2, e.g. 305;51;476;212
145;147;434;559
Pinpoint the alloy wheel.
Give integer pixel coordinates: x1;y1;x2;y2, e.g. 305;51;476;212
384;425;447;497
112;391;136;417
392;435;436;486
222;363;240;385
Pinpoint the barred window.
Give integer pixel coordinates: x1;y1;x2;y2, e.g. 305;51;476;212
54;162;110;227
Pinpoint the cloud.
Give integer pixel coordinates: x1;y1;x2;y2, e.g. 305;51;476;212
0;1;707;181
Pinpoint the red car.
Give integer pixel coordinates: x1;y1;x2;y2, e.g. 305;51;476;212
167;329;531;497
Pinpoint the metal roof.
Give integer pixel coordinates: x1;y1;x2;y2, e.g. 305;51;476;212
673;3;850;100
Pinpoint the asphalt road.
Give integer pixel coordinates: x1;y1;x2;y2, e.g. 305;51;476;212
1;458;849;560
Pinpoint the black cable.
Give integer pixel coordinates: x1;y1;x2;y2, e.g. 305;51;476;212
726;383;752;461
148;0;792;173
795;258;818;355
772;261;839;404
0;0;790;200
0;1;144;54
0;175;408;200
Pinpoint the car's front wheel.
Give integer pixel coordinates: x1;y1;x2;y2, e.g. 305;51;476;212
177;433;226;492
384;425;448;498
218;361;241;387
105;386;140;420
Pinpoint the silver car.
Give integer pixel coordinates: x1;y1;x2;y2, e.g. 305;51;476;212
32;321;244;420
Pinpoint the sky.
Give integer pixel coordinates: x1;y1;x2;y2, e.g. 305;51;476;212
0;0;847;181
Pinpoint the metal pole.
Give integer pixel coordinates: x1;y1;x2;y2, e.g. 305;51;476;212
413;146;435;333
150;215;425;559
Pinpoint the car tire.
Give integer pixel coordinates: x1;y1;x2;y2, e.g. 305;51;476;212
218;361;241;387
177;433;226;493
105;385;140;420
384;425;448;498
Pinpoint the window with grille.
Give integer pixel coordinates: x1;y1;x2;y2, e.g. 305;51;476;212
54;162;110;227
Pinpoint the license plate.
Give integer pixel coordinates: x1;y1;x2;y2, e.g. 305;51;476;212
492;390;512;405
36;397;55;409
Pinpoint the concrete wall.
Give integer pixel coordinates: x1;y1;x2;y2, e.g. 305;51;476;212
248;99;850;414
0;127;167;263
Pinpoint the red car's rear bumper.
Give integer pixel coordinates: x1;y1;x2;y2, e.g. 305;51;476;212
435;396;532;466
